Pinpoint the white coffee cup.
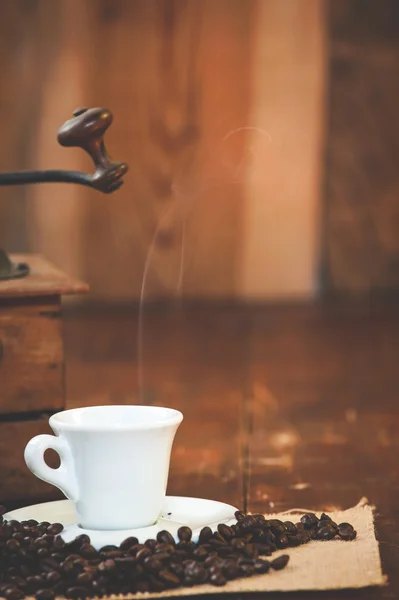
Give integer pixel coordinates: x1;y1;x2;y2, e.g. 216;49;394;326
24;405;183;531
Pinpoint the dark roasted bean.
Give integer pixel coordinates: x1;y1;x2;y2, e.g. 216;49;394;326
222;559;241;579
136;547;153;562
158;569;180;586
271;554;290;570
269;519;286;534
46;523;63;535
144;538;157;551
317;525;337;541
192;546;209;560
283;521;297;535
143;556;163;573
5;539;21;553
177;526;192;542
337;522;357;541
218;523;234;540
198;526;213;544
300;513;319;529
234;510;245;521
156;530;175;546
275;534;290;549
254;558;270;573
119;535;138;551
35;590;55;600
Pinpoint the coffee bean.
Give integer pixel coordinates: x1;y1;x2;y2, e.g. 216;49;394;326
337;523;357;541
222;559;240;579
269;519;286;535
144;538;157;551
320;513;332;522
143;557;163;573
135;547;153;562
156;530;175;546
198;526;212;544
5;539;21;553
98;558;116;572
169;562;184;579
45;570;61;584
275;534;290;549
119;535;138;551
158;569;181;586
254;558;270;574
35;590;55;600
218;524;234;541
177;526;192;542
317;525;337;541
234;510;245;521
46;523;63;535
271;554;290;570
283;521;297;535
300;513;319;529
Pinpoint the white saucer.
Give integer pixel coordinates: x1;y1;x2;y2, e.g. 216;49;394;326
4;496;238;550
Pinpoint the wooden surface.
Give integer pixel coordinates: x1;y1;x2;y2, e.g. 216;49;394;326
0;255;88;298
0;0;325;300
0;297;64;414
324;0;399;292
242;0;325;299
8;299;385;596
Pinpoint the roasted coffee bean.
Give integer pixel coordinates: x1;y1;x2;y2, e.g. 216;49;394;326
45;570;61;584
76;572;93;585
156;530;175;546
169;561;184;580
337;523;357;541
135;547;153;562
119;535;138;551
230;537;246;551
98;558;116;572
5;539;21;553
320;513;332;522
288;535;302;547
283;521;297;535
198;526;213;544
79;543;98;559
239;563;255;576
192;546;208;560
234;510;245;521
317;525;337;541
210;572;227;586
275;534;290;549
271;554;290;570
144;538;157;551
46;523;63;535
217;524;234;541
177;526;192;542
35;590;55;600
300;513;319;529
295;521;305;532
244;543;259;558
222;559;240;580
155;542;174;554
269;519;286;535
158;569;180;586
254;558;270;574
143;556;163;573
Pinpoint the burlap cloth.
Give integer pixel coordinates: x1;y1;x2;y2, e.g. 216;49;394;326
13;498;387;599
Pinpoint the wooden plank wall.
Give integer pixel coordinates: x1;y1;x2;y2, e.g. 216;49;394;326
0;0;325;301
324;0;399;293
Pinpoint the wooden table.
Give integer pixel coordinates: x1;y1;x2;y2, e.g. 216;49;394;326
10;299;399;598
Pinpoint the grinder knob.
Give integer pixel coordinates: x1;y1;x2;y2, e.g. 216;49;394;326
57;107;128;193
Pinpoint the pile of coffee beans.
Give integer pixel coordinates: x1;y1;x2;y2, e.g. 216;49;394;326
0;505;356;599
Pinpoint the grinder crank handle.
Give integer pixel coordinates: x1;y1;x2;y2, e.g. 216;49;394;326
57;107;128;193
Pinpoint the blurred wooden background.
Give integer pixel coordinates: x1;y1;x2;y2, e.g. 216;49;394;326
0;0;398;301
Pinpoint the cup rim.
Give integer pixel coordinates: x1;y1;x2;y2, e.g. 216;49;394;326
49;405;183;432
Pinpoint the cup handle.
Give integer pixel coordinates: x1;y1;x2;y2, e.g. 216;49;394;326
24;435;79;502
